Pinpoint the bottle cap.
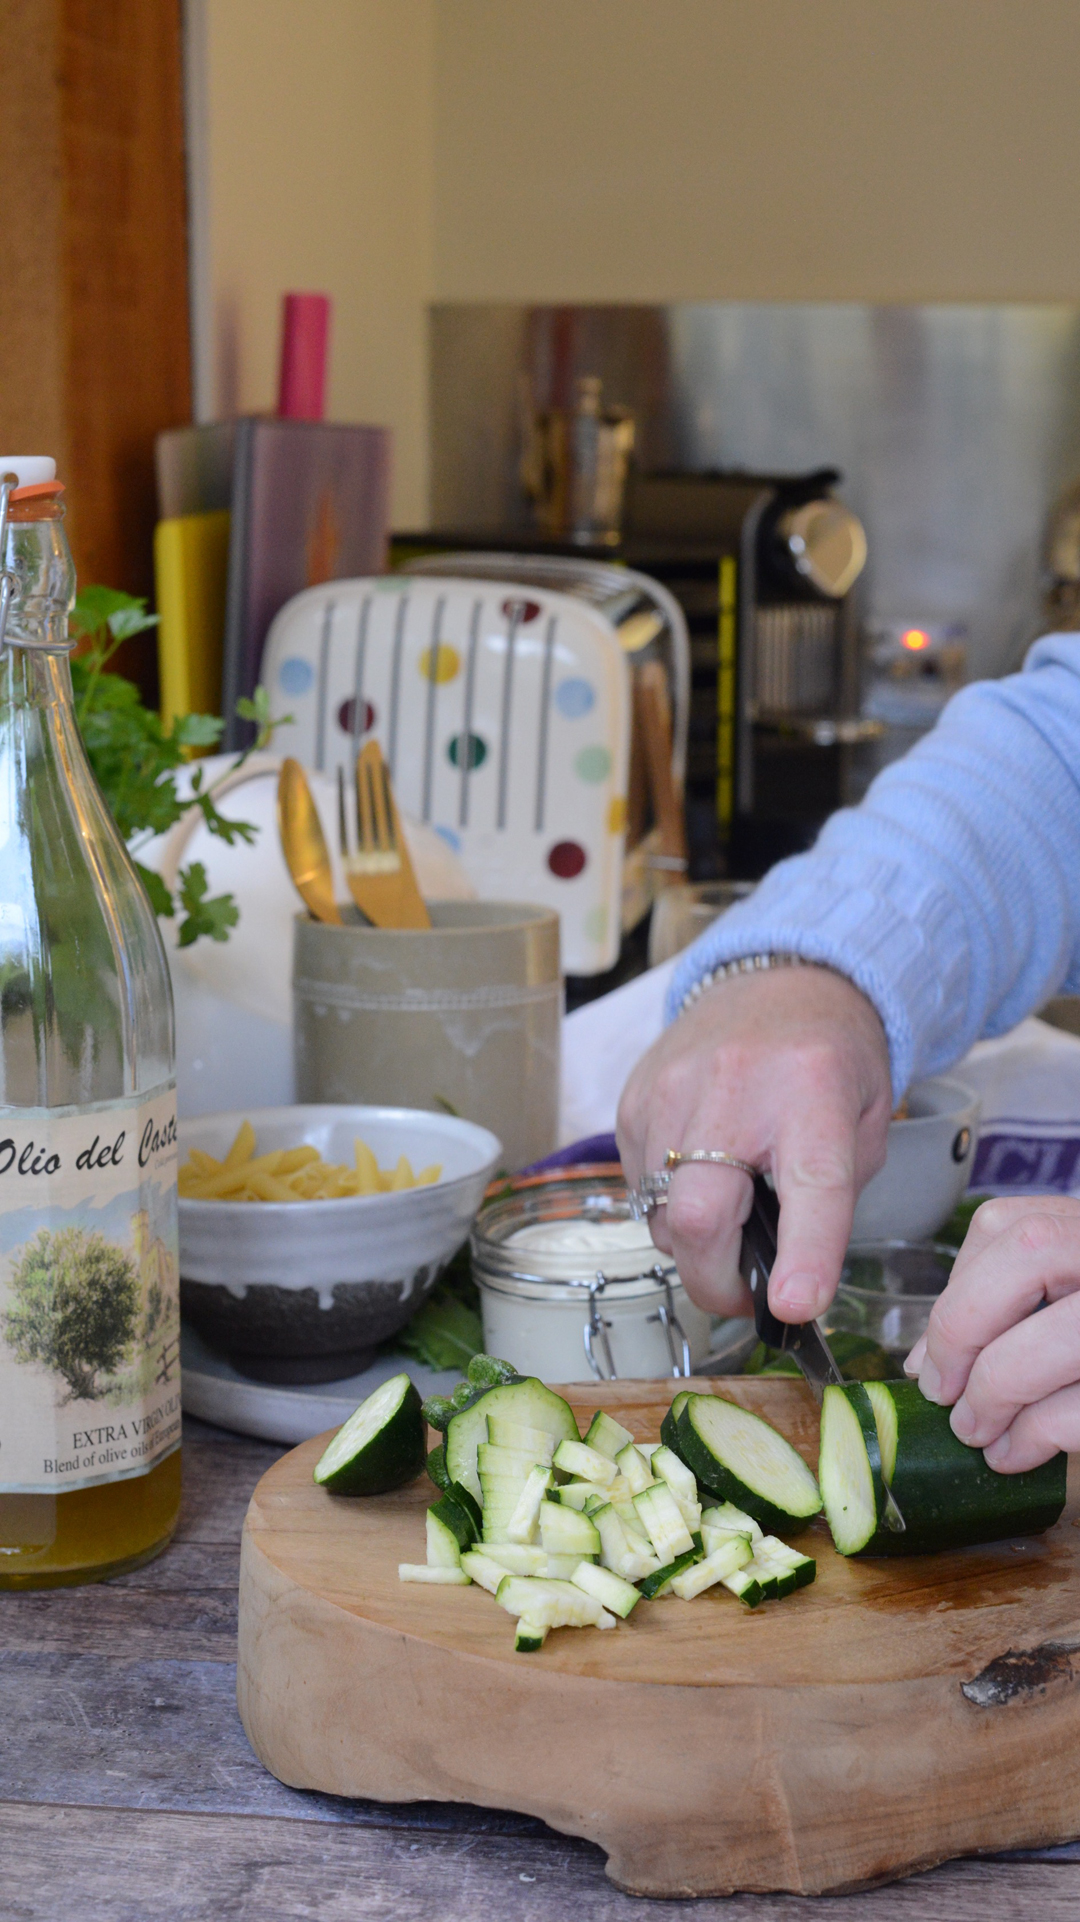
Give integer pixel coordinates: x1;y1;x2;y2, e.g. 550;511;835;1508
0;458;56;488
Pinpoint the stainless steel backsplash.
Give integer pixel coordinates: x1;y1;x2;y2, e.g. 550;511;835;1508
430;303;1080;679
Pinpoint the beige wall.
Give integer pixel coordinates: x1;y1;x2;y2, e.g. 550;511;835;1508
199;0;434;525
433;0;1080;304
199;0;1080;527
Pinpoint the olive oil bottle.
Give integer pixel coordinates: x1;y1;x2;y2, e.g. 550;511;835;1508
0;461;181;1586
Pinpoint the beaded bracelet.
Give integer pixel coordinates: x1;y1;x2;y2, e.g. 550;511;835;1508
675;950;818;1016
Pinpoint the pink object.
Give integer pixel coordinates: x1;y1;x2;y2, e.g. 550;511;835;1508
277;293;331;420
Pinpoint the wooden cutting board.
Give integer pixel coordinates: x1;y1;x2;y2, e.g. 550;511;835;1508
237;1378;1080;1898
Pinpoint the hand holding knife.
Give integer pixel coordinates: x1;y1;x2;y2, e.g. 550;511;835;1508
740;1175;905;1534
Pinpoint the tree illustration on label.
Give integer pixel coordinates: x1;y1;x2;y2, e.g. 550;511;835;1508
4;1227;139;1402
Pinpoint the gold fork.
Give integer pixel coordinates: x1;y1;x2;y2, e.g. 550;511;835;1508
337;739;431;930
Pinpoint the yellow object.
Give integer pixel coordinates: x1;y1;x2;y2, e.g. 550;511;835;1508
154;509;231;734
178;1121;442;1201
277;758;343;925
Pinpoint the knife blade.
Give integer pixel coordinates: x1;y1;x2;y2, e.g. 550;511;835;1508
740;1175;905;1534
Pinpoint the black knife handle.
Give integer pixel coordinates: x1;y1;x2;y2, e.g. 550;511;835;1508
739;1174;789;1350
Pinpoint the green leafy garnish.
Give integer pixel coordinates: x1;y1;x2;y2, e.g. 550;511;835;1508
69;586;290;944
397;1291;483;1371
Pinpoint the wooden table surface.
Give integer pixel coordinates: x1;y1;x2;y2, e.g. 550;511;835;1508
4;1416;1080;1922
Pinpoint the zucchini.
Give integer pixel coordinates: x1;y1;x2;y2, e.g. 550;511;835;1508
613;1442;654;1495
675;1394;823;1531
477;1441;544;1480
426;1508;463;1568
545;1553;594;1578
583;1410;636;1460
486;1416;556;1462
557;1480;612;1511
818;1381;887;1555
506;1465;553;1543
553;1439;618;1486
820;1380;1068;1557
669;1534;753;1600
448;1481;483;1535
460;1550;509;1592
539;1500;601;1559
633;1482;697;1562
515;1618;549;1652
701;1501;763;1547
638;1544;703;1600
722;1566;766;1608
420;1394;456;1433
313;1372;425;1495
571;1561;641;1617
495;1575;614;1629
445;1379;579;1502
426;1444;452;1493
467;1354;520;1388
398;1563;470;1584
426;1492;478;1558
650;1445;702;1532
483;1543;547;1576
660;1390;692;1452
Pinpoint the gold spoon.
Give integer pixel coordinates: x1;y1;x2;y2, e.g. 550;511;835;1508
277;757;343;925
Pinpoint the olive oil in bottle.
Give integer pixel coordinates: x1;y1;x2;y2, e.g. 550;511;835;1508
0;461;181;1586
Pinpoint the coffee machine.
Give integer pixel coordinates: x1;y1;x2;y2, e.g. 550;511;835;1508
622;467;871;878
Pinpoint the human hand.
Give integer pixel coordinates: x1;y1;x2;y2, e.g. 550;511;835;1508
616;964;893;1321
904;1194;1080;1471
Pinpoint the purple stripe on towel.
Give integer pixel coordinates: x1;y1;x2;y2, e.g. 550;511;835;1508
521;1133;621;1176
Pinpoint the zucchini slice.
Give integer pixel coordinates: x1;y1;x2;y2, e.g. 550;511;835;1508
584;1410;636;1460
722;1566;766;1608
482;1543;548;1576
445;1380;579;1503
398;1563;470;1584
818;1382;886;1555
486;1416;556;1462
571;1560;641;1617
638;1544;703;1599
553;1438;618;1485
426;1509;464;1568
669;1534;753;1600
634;1482;697;1562
823;1380;1068;1557
675;1394;823;1531
313;1373;425;1495
514;1617;549;1652
701;1501;763;1546
539;1500;601;1559
460;1550;510;1592
613;1442;654;1495
426;1444;451;1493
660;1391;692;1452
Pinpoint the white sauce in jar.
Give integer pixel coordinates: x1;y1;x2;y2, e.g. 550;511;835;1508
508;1215;659;1277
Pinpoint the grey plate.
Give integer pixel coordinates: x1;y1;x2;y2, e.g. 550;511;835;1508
180;1320;460;1446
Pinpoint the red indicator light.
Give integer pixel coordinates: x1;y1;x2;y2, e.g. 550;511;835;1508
901;628;931;652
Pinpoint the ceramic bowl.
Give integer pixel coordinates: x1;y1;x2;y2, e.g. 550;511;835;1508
178;1104;501;1383
850;1075;981;1242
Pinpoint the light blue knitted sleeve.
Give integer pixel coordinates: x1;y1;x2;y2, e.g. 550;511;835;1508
666;634;1080;1100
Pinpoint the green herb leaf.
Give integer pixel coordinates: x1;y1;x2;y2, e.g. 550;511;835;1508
175;862;240;948
396;1291;484;1372
136;862;174;918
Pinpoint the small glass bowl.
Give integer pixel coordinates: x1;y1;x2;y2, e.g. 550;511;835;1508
823;1239;958;1363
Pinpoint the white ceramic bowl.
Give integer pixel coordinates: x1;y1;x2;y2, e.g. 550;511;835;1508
178;1104;501;1382
850;1076;981;1242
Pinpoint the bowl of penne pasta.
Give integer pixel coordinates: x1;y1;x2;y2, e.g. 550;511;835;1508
177;1104;502;1382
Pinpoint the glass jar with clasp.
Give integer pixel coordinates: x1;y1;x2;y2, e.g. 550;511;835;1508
470;1169;713;1382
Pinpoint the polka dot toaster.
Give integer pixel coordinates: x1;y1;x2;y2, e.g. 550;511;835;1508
261;574;632;973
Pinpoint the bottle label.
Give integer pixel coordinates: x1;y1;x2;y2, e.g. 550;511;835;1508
0;1085;180;1494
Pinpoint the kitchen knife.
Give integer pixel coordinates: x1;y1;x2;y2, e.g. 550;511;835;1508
740;1174;905;1533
